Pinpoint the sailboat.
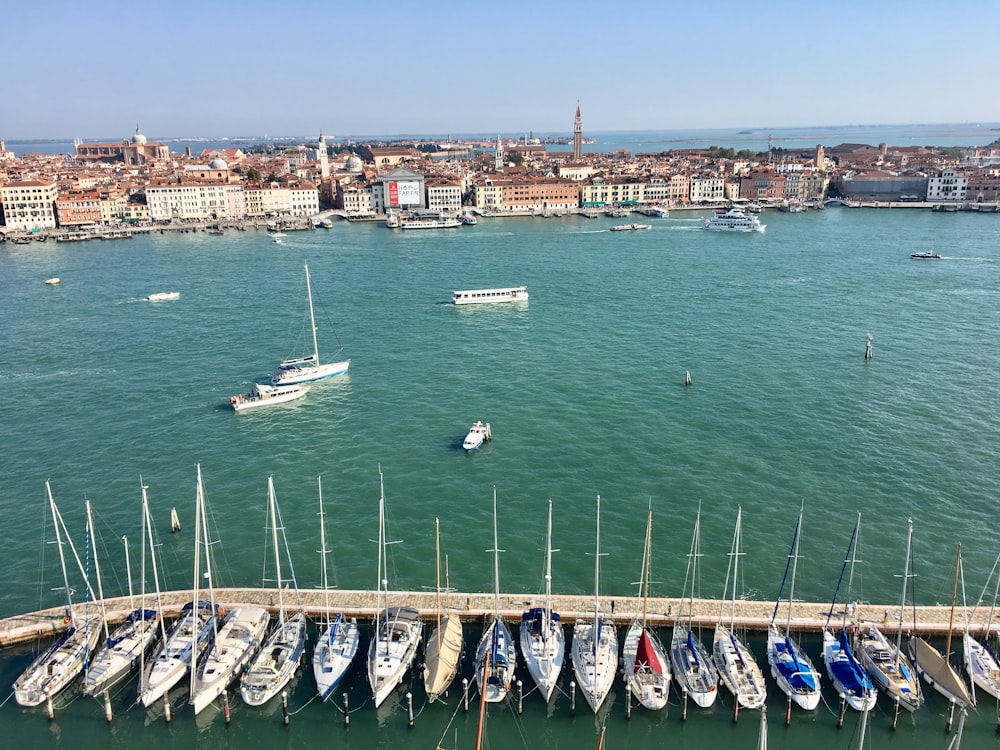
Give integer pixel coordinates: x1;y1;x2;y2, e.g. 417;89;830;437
855;518;923;712
908;543;974;708
241;476;308;706
138;481;217;706
14;482;104;707
821;512;877;711
963;550;1000;699
367;469;423;708
713;506;767;710
670;506;719;708
571;495;618;713
312;476;359;701
423;518;463;703
83;485;162;696
520;499;565;703
271;263;350;385
189;466;270;715
622;506;670;710
766;508;822;710
474;486;516;702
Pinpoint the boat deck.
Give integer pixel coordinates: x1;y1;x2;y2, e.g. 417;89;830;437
0;589;981;648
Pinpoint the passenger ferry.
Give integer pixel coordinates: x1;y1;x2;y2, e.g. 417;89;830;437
703;208;766;233
610;223;651;232
399;210;461;230
453;286;529;305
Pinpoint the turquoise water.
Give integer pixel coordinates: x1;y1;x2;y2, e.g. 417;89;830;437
1;208;999;747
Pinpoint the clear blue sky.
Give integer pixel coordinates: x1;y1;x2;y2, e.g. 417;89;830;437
5;0;998;140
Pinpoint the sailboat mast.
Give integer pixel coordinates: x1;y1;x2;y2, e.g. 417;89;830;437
827;513;860;632
786;510;802;632
304;264;320;363
435;517;442;645
268;476;285;625
945;544;961;663
376;469;386;630
124;535;134;611
46;482;74;622
141;483;168;643
689;509;700;628
86;500;110;642
641;507;652;627
318;477;330;628
492;487;501;617
190;465;203;696
544;499;553;637
730;507;742;629
594;495;602;633
895;518;913;657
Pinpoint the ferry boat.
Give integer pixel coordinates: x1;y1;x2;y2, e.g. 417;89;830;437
703;208;765;233
453;286;529;305
400;212;461;230
610;223;651;232
911;250;942;260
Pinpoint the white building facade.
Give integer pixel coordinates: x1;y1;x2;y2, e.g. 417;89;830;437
926;169;968;202
1;179;59;230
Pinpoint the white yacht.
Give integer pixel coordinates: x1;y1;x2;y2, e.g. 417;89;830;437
703;208;765;232
230;382;309;411
463;421;491;451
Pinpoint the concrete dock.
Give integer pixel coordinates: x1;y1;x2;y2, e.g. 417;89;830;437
0;588;986;648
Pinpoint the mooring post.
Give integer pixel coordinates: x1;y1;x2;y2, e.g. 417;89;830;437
946;698;955;733
343;692;350;727
163;693;172;724
104;690;113;723
46;694;54;720
837;694;846;728
625;683;631;720
222;689;231;724
463;678;470;712
785;693;791;726
281;691;289;726
733;695;739;723
407;691;414;728
570;680;576;716
517;680;523;715
681;687;688;721
891;695;900;730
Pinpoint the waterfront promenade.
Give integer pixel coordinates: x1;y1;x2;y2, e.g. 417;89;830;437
0;588;982;649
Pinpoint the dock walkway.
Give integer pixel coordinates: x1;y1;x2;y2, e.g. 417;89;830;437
0;589;982;648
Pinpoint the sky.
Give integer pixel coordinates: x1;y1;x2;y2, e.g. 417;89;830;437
4;0;999;141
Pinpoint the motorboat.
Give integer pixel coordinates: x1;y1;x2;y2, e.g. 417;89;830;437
230;382;309;411
703;208;765;232
610;223;651;231
146;292;180;301
460;212;478;225
463;421;491;451
44;277;61;285
911;251;942;259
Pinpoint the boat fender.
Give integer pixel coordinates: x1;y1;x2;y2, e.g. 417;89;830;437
218;606;225;618
62;616;71;625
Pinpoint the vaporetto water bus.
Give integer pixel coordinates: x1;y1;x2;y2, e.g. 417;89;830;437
452;286;529;305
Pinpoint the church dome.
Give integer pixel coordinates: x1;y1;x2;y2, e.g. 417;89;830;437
132;126;147;145
208;158;229;170
346;154;363;173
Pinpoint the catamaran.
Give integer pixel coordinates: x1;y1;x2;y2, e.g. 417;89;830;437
714;506;767;710
670;506;719;708
14;482;104;707
367;469;423;708
571;495;618;713
423;518;463;703
963;550;1000;700
189;466;270;715
83;487;162;697
622;506;670;710
520;499;565;703
908;543;974;708
854;518;923;712
767;508;822;710
271;264;350;385
312;476;359;701
821;513;877;711
474;487;516;703
240;476;308;706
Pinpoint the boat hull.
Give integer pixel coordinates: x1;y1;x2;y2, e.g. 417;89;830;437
622;622;670;710
240;612;307;706
908;636;974;708
767;626;821;711
964;632;1000;700
713;624;767;710
231;383;309;411
669;623;719;708
138;602;217;707
313;615;360;701
367;607;422;708
571;617;619;712
14;620;103;707
190;605;270;715
475;617;517;703
519;609;564;703
822;629;877;711
271;359;350;386
82;609;160;696
423;614;463;702
854;625;923;712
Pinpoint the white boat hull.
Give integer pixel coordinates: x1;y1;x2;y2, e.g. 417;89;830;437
964;632;1000;700
14;619;103;706
571;617;618;712
713;624;767;710
519;611;564;703
83;610;161;696
854;625;923;712
475;617;517;703
767;626;821;711
231;383;309;411
670;623;719;708
313;616;360;701
241;612;307;706
367;607;422;708
822;628;877;711
138;602;216;707
191;605;270;715
271;359;350;386
623;622;670;710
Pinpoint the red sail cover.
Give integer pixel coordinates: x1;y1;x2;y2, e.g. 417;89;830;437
635;629;663;674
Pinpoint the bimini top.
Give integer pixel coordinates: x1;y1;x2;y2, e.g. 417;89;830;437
453;286;528;305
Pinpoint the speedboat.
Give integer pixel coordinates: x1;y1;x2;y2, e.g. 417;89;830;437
45;277;61;285
146;292;180;301
911;251;942;259
463;421;490;451
230;382;309;411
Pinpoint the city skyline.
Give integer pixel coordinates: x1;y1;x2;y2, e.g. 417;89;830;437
5;0;1000;140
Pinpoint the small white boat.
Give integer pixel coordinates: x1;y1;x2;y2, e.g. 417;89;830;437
230;382;309;411
911;250;942;259
44;277;61;285
452;286;528;305
610;223;651;232
463;421;491;451
146;292;180;301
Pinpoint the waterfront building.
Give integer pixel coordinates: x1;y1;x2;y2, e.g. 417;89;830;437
426;177;463;214
580;177;647;207
965;168;1000;203
472;175;579;213
55;190;103;227
74;126;170;165
372;167;427;213
335;182;375;215
242;181;315;218
926;168;968;202
689;173;726;203
146;181;244;221
739;167;787;201
835;170;929;201
1;178;58;230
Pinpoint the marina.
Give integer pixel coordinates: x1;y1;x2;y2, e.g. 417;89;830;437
1;209;998;748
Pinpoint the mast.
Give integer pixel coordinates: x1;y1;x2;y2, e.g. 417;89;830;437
826;513;860;632
141;482;168;648
594;495;602;642
945;545;961;664
434;517;442;653
729;507;743;630
86;500;111;643
304;264;320;364
689;507;701;629
268;476;285;626
123;535;134;611
317;477;330;631
190;465;203;696
375;468;386;640
786;509;802;633
46;481;74;624
492;487;501;617
544;499;553;640
641;506;652;628
895;519;913;663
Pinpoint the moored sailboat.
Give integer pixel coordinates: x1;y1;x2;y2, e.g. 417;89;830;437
423;517;463;702
271;264;350;385
474;486;516;703
670;506;719;708
240;476;308;706
367;469;423;708
713;506;767;710
766;508;822;710
520;499;565;703
963;550;1000;700
14;482;104;707
312;477;359;701
571;495;619;713
854;518;923;712
821;512;877;711
622;506;670;711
